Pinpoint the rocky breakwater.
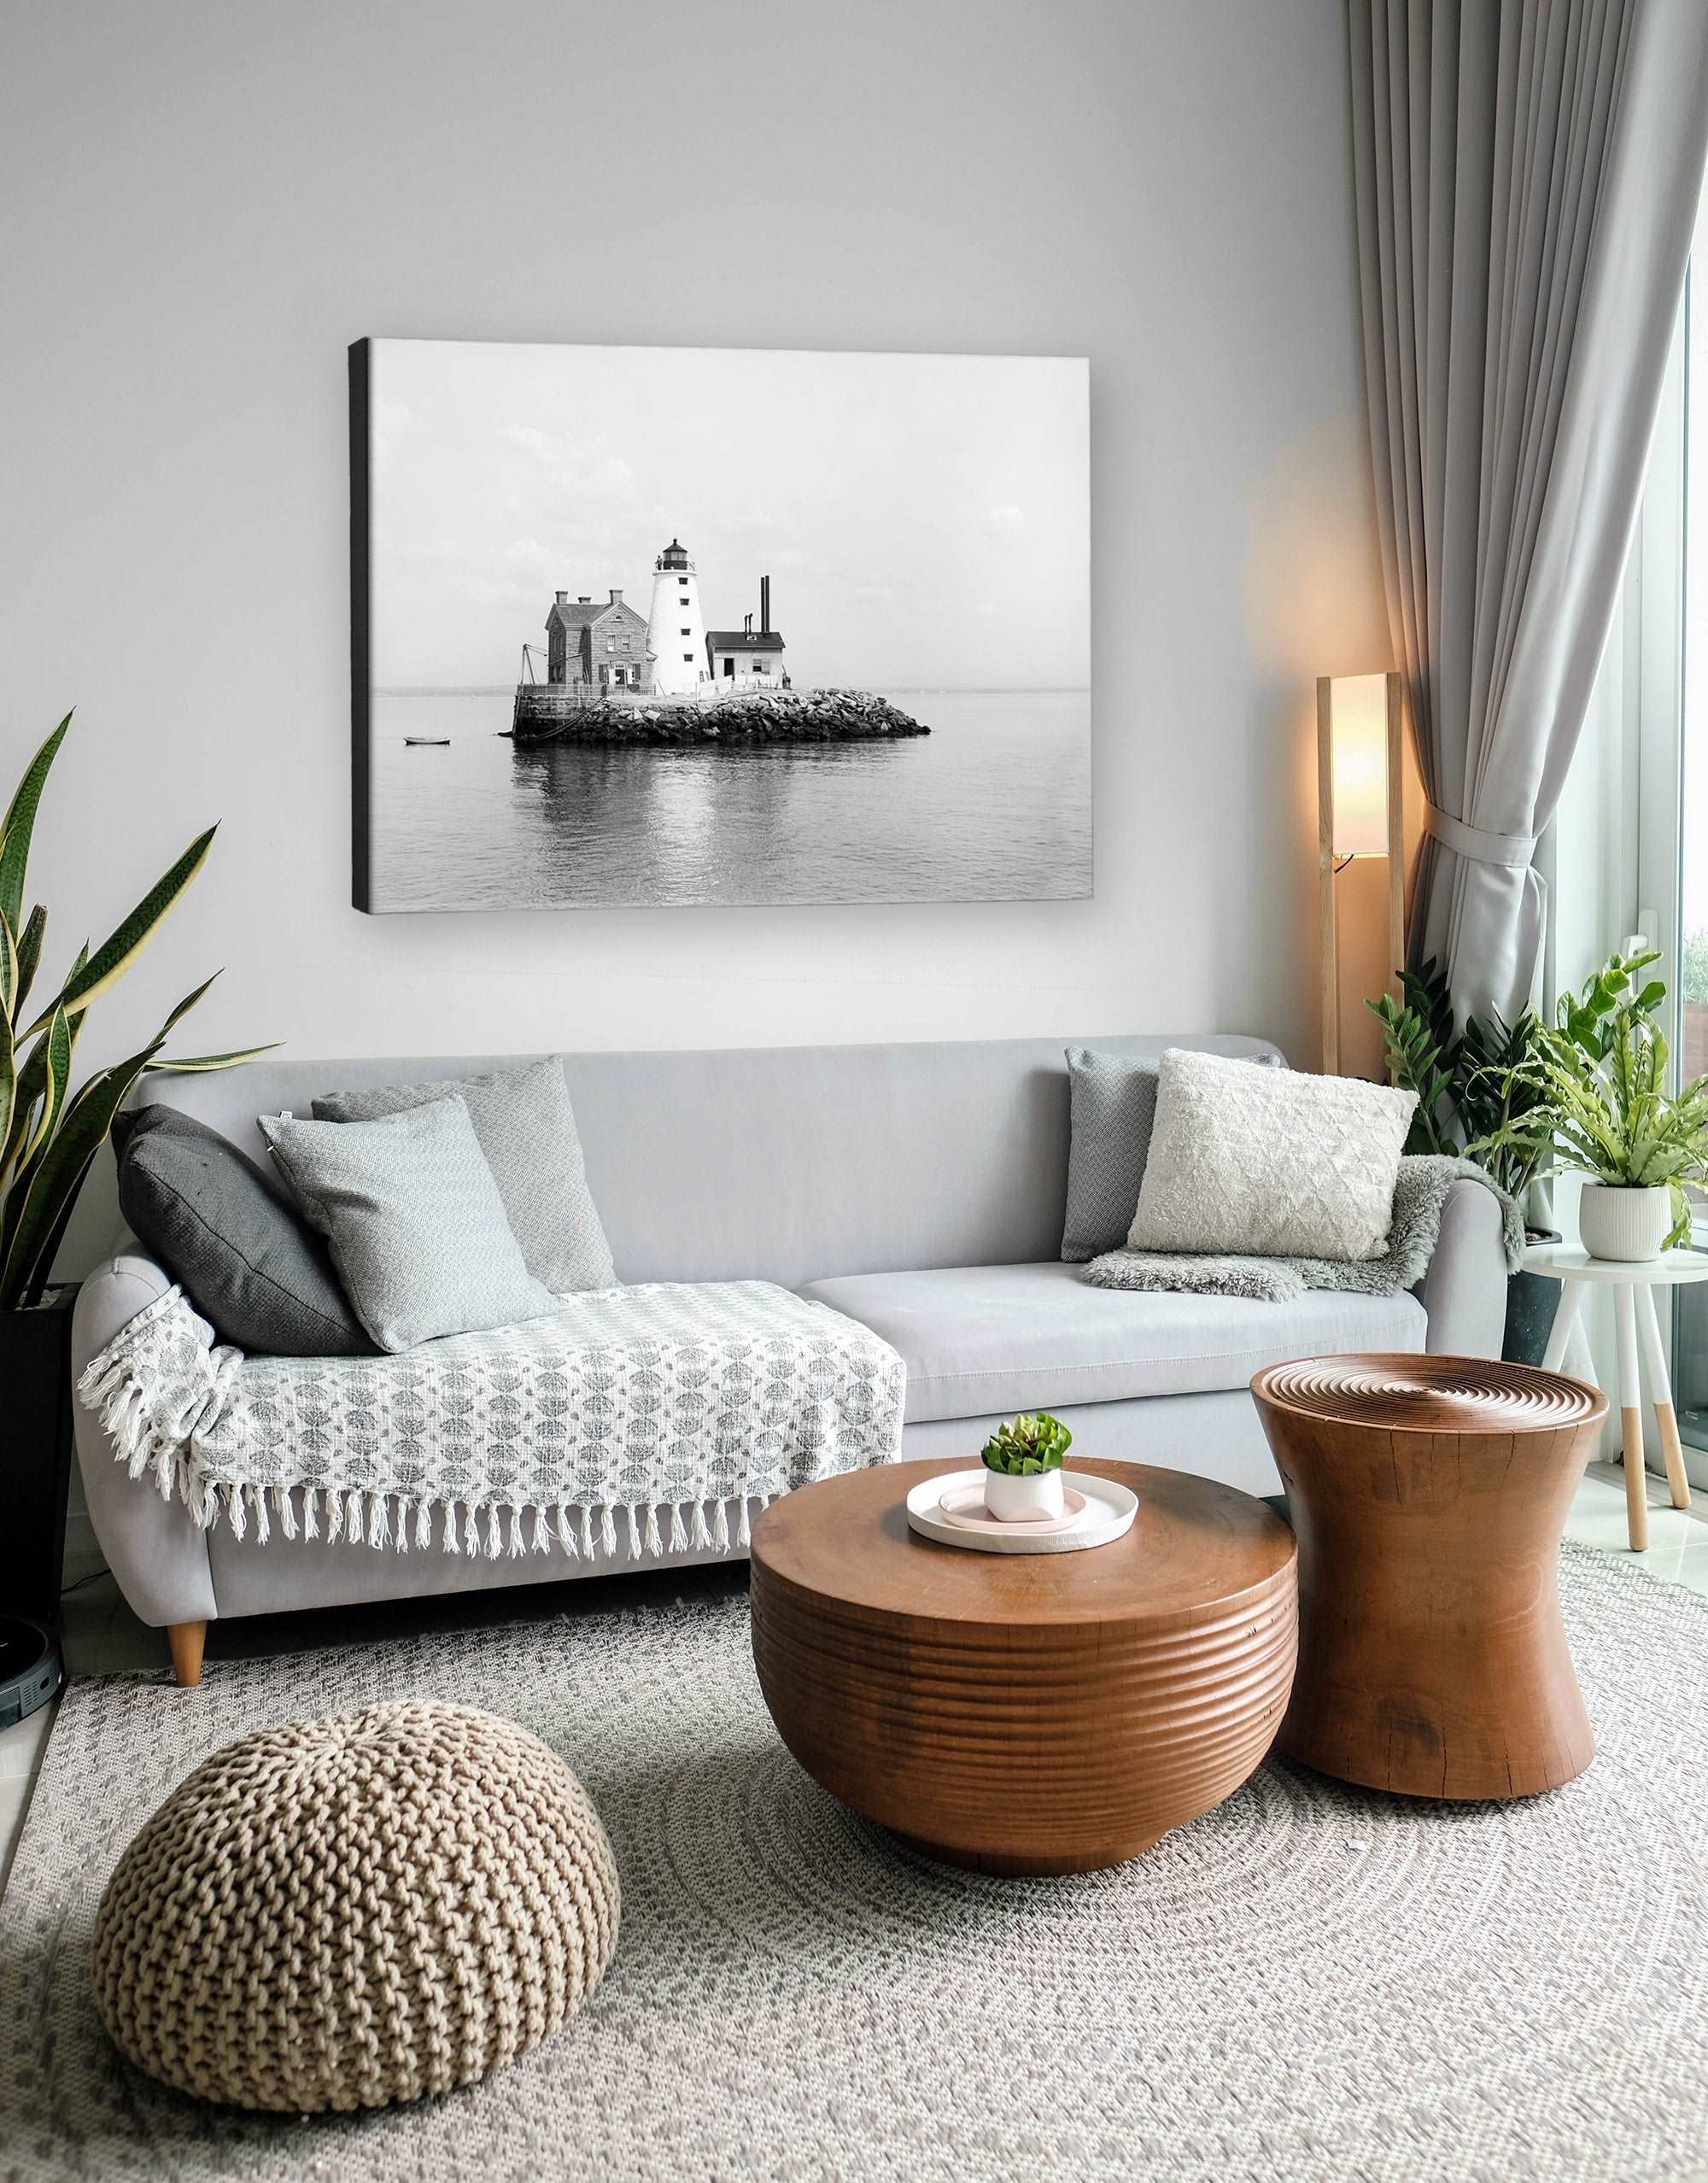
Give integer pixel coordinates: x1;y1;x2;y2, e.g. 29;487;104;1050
511;687;928;746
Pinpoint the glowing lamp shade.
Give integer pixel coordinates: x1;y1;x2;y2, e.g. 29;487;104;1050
1326;674;1391;857
1317;669;1405;1076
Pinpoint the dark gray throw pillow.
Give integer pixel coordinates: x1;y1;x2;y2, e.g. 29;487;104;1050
1061;1051;1162;1263
114;1106;377;1357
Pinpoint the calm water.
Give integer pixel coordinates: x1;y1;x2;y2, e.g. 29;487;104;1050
366;688;1091;910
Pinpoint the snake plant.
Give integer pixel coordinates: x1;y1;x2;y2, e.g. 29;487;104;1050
1471;949;1708;1251
980;1412;1073;1476
0;713;275;1311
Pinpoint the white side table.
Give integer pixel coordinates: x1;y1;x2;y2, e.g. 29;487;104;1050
1524;1244;1707;1551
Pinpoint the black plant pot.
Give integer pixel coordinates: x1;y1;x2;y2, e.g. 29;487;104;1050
0;1291;77;1624
1503;1231;1563;1367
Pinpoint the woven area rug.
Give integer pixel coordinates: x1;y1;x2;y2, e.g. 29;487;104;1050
3;1543;1705;2183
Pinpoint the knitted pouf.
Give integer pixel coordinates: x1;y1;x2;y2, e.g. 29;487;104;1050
89;1700;620;2113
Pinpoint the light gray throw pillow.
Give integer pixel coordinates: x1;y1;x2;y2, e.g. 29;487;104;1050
312;1057;616;1294
260;1097;557;1353
1061;1046;1284;1263
1128;1048;1417;1261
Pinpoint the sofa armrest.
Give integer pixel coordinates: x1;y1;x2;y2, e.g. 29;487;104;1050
72;1253;217;1630
1413;1178;1507;1361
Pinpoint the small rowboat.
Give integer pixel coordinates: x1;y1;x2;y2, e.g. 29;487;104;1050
404;737;450;746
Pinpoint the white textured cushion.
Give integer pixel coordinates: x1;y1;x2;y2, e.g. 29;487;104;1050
1127;1050;1416;1261
260;1097;557;1352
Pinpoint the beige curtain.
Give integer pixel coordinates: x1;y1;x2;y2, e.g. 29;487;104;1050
1348;0;1708;1023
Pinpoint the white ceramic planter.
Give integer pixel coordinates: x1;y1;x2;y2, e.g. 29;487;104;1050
982;1467;1066;1523
1577;1183;1673;1263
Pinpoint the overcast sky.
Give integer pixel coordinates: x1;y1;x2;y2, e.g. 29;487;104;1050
369;340;1088;691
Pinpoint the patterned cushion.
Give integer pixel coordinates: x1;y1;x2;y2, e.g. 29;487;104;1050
1060;1050;1161;1262
313;1057;617;1294
1061;1047;1284;1263
1128;1049;1416;1261
260;1097;556;1352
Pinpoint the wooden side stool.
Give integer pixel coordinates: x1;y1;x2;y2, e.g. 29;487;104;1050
1252;1354;1606;1801
1526;1244;1706;1551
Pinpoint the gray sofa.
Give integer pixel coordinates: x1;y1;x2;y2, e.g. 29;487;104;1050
70;1032;1507;1663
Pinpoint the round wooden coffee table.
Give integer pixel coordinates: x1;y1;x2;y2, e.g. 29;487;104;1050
749;1459;1297;1876
1251;1354;1608;1801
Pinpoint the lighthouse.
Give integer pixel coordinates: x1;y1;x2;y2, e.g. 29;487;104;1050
646;539;707;697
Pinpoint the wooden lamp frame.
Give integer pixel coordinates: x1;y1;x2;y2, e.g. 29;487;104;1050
1317;670;1406;1076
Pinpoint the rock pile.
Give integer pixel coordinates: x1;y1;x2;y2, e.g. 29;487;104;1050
512;688;927;747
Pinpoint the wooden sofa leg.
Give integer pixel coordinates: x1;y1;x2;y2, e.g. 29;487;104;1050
167;1620;207;1688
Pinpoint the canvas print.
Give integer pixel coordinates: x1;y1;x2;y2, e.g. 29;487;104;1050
351;338;1090;911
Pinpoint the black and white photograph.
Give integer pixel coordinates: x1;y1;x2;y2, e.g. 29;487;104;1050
353;338;1090;910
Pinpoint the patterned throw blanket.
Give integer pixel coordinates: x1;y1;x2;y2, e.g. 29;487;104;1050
1084;1156;1525;1302
78;1280;906;1561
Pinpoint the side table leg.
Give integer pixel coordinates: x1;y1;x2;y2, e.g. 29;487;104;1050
1567;1320;1600;1389
1635;1283;1693;1512
1541;1280;1582;1372
1615;1283;1648;1552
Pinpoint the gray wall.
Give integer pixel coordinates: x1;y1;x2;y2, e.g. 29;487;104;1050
0;0;1389;1272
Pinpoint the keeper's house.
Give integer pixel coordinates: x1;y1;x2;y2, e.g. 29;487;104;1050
706;575;787;684
547;588;655;693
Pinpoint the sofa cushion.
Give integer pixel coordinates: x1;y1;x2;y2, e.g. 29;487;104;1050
114;1106;377;1358
800;1260;1426;1424
312;1057;617;1294
260;1098;557;1353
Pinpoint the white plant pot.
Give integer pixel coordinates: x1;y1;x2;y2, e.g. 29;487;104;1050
1577;1183;1673;1263
982;1467;1066;1523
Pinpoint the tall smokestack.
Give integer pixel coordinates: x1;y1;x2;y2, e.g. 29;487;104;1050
761;576;770;634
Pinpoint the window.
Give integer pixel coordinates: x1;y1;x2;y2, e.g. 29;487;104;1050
682;653;693;663
679;577;689;588
681;627;691;635
1621;172;1708;1486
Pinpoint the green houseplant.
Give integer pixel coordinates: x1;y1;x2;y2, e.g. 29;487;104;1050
1477;949;1708;1262
980;1411;1072;1523
1;713;272;1626
1366;961;1558;1360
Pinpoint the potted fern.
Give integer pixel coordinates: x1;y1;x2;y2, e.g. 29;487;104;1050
1477;950;1708;1262
980;1411;1073;1522
1;713;272;1634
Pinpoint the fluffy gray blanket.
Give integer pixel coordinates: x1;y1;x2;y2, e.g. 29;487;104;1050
1085;1156;1525;1302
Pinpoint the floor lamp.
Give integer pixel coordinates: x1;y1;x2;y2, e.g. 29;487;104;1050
1318;671;1405;1076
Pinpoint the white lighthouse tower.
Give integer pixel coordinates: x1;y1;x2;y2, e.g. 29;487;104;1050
646;539;706;697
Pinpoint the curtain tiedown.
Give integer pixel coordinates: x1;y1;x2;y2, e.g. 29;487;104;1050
1424;805;1536;871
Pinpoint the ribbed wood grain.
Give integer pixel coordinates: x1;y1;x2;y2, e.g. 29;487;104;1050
750;1461;1297;1876
1251;1354;1611;1802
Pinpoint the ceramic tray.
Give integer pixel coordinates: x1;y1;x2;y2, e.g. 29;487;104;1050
904;1467;1138;1554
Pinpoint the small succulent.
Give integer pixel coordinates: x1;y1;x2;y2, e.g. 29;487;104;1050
980;1412;1072;1477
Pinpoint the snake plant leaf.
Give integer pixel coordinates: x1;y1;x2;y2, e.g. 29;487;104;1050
144;1043;280;1074
0;997;14;1184
0;909;15;1024
0;713;71;940
128;969;278;1073
17;1004;71;1175
12;904;45;1023
22;825;217;1036
0;1035;164;1310
0;1023;49;1185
